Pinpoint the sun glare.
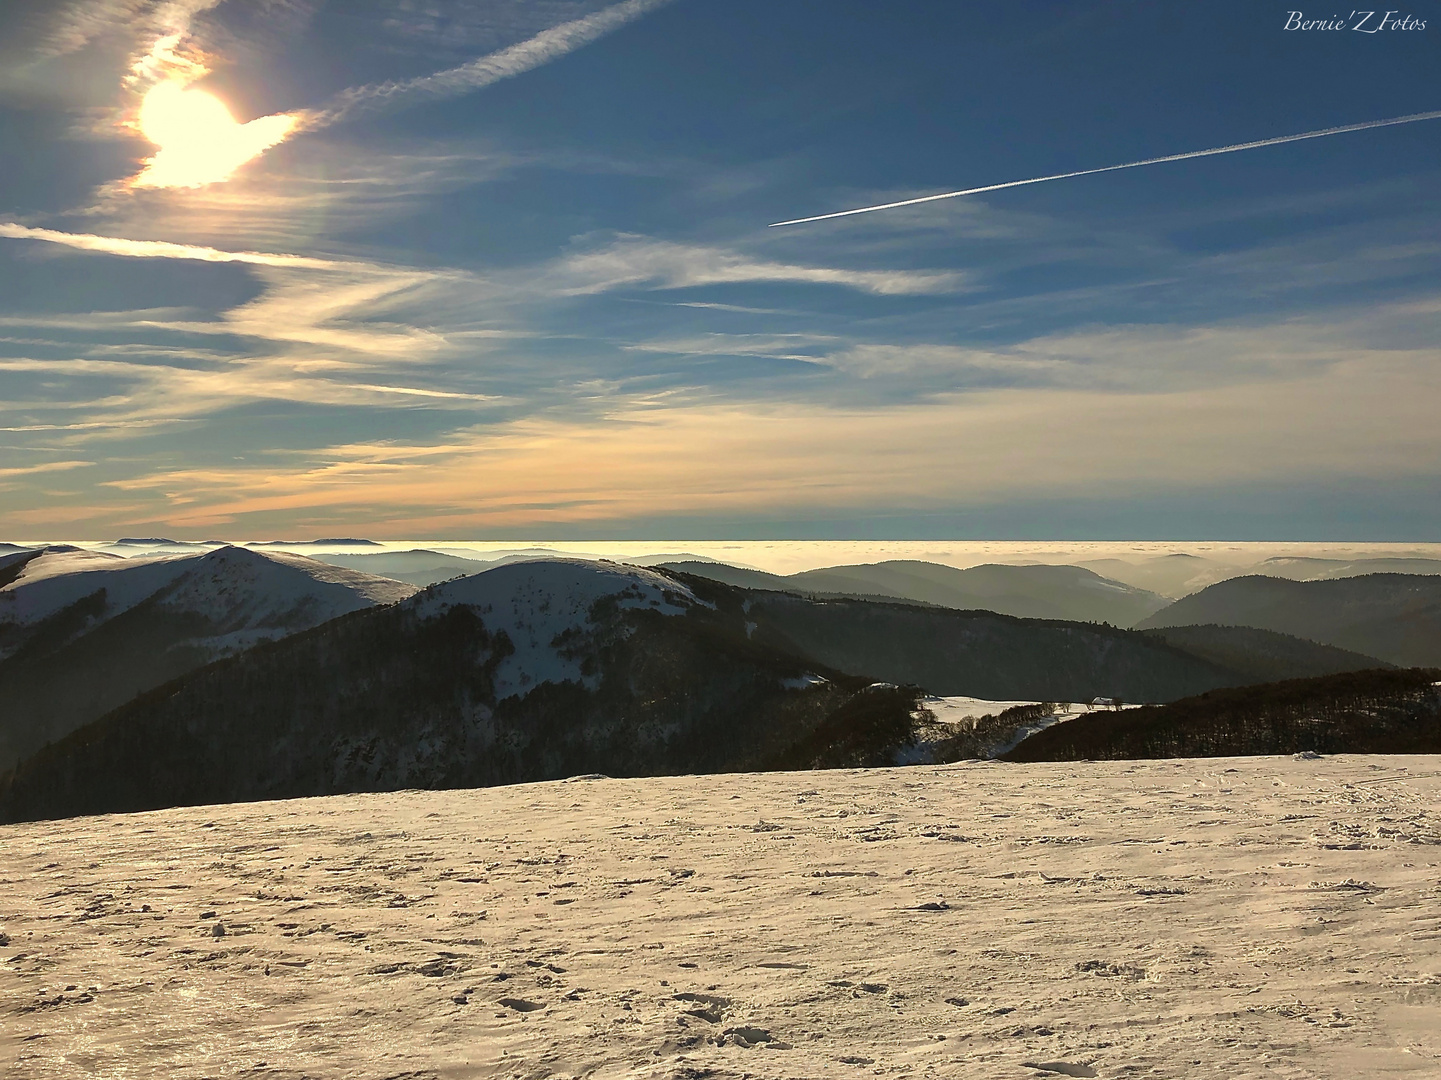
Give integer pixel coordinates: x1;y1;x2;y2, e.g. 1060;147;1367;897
134;81;295;189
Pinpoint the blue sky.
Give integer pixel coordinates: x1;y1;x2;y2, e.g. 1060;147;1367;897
1;0;1438;539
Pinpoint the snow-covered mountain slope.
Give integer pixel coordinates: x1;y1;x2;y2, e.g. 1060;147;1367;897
411;559;702;698
2;548;192;642
0;544;411;646
151;545;414;645
0;546;417;772
0;547;42;589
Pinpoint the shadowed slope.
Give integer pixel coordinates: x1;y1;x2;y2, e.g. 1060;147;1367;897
1003;668;1441;761
1137;624;1390;683
0;546;416;771
1138;574;1441;666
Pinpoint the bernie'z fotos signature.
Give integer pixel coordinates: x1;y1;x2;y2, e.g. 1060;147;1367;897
1284;10;1427;30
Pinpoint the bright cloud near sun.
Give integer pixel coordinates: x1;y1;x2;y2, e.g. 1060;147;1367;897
133;80;296;188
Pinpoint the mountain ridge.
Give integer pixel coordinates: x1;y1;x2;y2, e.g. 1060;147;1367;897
662;559;1168;626
0;560;914;822
0;546;416;771
1138;573;1441;667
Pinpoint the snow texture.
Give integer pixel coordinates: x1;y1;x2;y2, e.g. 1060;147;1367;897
913;696;1140;761
0;548;191;628
2;756;1437;1078
0;545;415;647
409;559;700;699
153;546;414;627
781;674;830;690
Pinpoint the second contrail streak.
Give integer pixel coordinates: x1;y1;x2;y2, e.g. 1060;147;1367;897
769;109;1441;227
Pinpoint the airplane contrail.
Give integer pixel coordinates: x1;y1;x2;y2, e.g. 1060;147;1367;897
769;109;1441;227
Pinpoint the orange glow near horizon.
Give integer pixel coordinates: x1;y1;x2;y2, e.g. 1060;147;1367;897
134;81;296;189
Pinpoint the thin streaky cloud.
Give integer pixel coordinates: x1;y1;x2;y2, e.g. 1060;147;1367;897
27;0;147;60
300;0;673;129
0;419;196;433
125;1;224;87
553;236;966;295
0;223;346;269
346;383;501;402
629;300;811;316
0;460;95;478
24;0;222;74
770;109;1441;227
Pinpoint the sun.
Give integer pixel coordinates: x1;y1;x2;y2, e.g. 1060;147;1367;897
134;81;296;189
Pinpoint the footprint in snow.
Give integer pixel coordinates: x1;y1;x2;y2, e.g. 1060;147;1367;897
721;1026;774;1048
1022;1063;1097;1078
674;991;729;1023
498;997;544;1012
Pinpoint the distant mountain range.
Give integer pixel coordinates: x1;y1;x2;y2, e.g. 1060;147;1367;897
1076;553;1441;598
1253;556;1441;581
2;545;1433;822
662;559;1169;626
302;548;498;586
302;548;726;587
0;546;414;771
1074;553;1224;598
0;561;925;822
1138;573;1441;667
738;588;1233;702
1;558;1401;823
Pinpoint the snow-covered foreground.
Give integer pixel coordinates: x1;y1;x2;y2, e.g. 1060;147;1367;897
3;757;1439;1079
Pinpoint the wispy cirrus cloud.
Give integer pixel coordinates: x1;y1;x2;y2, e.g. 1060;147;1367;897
90;141;529;252
551;235;968;296
0;459;95;478
0;345;500;442
75;337;1441;533
0;222;345;269
22;0;147;61
819;300;1441;398
300;0;672;129
15;0;215;66
0;223;466;362
620;332;840;365
90;0;672;192
123;0;223;86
